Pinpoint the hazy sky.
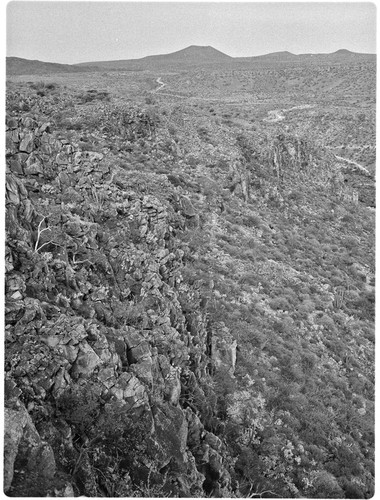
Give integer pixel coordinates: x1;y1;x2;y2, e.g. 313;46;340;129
6;1;377;64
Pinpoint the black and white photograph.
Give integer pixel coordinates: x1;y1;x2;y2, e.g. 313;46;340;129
4;1;376;497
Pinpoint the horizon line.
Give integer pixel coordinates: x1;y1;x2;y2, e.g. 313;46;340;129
7;45;376;66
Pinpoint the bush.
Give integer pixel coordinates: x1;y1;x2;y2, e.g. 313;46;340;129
243;214;262;228
56;384;101;434
269;297;290;311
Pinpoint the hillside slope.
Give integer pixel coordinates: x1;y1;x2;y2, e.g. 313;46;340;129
4;73;375;498
140;45;233;63
75;45;233;70
6;57;95;75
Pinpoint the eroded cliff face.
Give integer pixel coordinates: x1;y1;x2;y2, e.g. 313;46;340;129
5;113;237;497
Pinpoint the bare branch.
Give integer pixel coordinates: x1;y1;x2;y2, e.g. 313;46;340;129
34;217;51;252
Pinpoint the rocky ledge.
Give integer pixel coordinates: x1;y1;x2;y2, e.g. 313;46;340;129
5;112;238;497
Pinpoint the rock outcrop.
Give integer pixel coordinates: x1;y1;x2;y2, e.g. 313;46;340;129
5;109;236;496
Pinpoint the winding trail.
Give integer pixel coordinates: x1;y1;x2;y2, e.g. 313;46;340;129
334;155;371;176
152;80;373;180
151;77;234;100
262;103;372;178
154;77;166;93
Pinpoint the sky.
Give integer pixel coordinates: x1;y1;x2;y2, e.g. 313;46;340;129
5;1;378;64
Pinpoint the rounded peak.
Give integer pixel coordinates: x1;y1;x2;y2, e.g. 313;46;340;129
184;45;217;51
333;48;354;55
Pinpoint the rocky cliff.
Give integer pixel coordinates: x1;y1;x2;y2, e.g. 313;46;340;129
5;101;240;496
5;80;375;498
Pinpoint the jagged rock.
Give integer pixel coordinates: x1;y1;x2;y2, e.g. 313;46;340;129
125;327;150;363
6;116;19;129
38;122;51;134
109;372;148;407
52;367;72;397
70;341;101;378
8;158;24;175
151;403;188;469
6;174;27;205
22;116;38;129
24;158;44;176
180;195;197;217
6;131;19;156
52;483;75;497
97;366;116;388
5;298;25;324
19;131;35;153
4;406;28;491
163;365;182;405
176;450;205;496
185;407;203;448
4;402;56;494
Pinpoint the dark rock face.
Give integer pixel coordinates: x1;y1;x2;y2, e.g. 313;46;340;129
4;109;236;497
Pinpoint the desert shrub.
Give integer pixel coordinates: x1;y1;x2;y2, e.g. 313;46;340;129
239;271;260;286
301;351;318;371
343;235;359;250
56;384;101;434
315;313;336;330
288;190;303;202
124;303;145;326
167;124;178;136
297;298;315;314
240;248;256;261
362;325;375;343
78;89;110;103
351;290;375;320
243;213;262;228
144;95;155;105
212;368;237;420
269;297;290;311
215;158;229;171
197;126;210;139
341;479;366;499
310;470;344;498
341;213;355;224
71;401;153;496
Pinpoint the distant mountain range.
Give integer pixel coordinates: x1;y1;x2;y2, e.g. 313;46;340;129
6;56;97;75
7;45;376;75
236;48;375;63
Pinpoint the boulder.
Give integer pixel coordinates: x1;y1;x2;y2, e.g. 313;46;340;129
180;195;197;217
19;131;35;153
151;403;188;470
4;403;56;493
4;407;28;491
70;341;101;378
